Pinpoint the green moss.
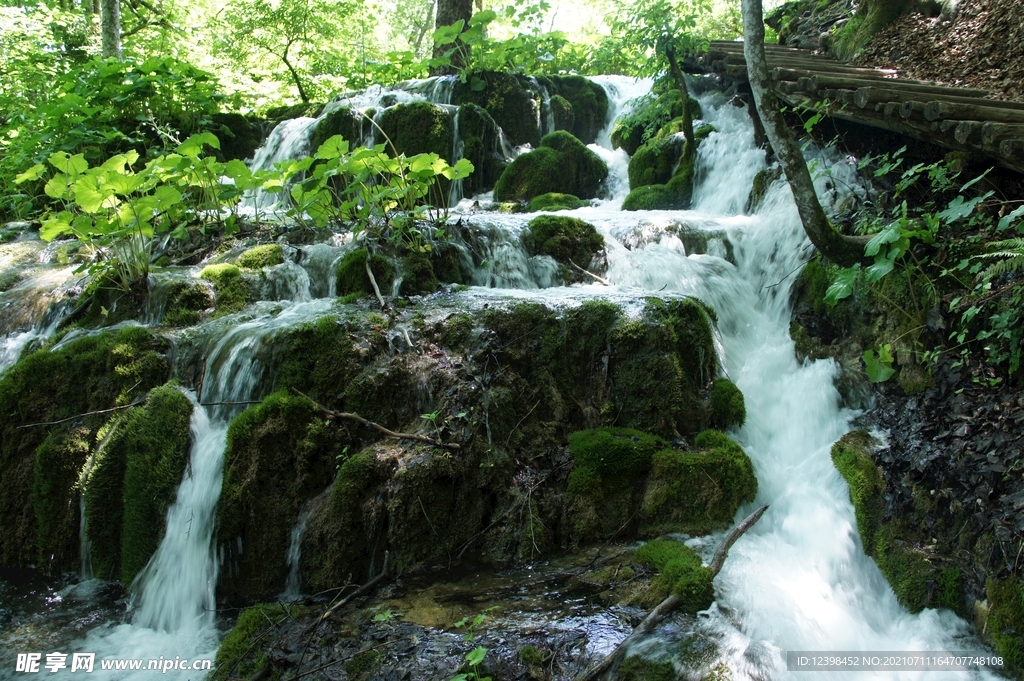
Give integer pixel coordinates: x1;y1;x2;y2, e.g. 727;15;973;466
377;101;454;160
346;649;383;679
550;94;574;134
162;281;213;327
568;427;668;488
458;103;506;196
830;431;883;552
642;430;757;535
872;523;932;612
519;645;545;666
709;379;745;429
211;604;286;681
629;136;684;189
527;192;584;212
936;567;962;612
117;384;193;584
523;215;604;271
634;540;714;613
619;656;676;681
200;263;248;317
987;578;1024;674
218;391;338;601
310;106;361;151
547;75;609;144
439;312;474;347
399;253;439;296
493;131;608;202
0;327;169;573
335;249;396;298
453;71;539;147
272;315;360;404
237;244;284;270
622;184;689;211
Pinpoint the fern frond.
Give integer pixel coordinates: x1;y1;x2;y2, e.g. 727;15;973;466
985;237;1024;251
980;256;1024;279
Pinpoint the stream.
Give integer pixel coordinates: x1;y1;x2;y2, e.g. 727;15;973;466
0;73;1000;680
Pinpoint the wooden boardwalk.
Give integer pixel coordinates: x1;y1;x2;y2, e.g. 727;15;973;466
686;41;1024;174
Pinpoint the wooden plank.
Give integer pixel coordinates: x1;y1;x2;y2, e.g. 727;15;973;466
982;122;1024;145
854;87;1024;110
815;74;989;98
955;121;984;145
923;101;1024;124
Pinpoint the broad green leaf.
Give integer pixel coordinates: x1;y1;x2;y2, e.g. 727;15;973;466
47;152;88;176
44;174;72;200
40;213;73;241
154;186;183;210
863;345;895;383
864;220;902;257
70;215;94;240
222;159;252;181
466;646;487;666
938;191;993;223
15;164;46;185
997;205;1024;232
316;135;350;160
177;132;221;157
103;172;145;195
864;252;896;283
73;176;117;214
824;264;859;306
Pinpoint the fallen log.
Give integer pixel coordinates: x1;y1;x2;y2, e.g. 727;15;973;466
900;100;926;120
574;505;769;681
924;100;1024;124
855;87;1024;110
955;120;984;145
981;122;1024;146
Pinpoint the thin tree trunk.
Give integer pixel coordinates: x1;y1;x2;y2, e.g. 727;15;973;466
100;0;122;59
411;0;436;57
741;0;868;266
665;43;696;158
281;41;310;104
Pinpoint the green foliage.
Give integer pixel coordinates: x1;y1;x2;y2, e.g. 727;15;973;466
862;344;896;383
237;244;284;270
634;539;714;612
609;0;712;79
986;578;1024;674
619;657;677;681
708;379;745;429
830;431;883;552
335;249;396;298
567;427;669;491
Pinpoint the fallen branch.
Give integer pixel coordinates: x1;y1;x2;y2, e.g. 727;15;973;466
568;259;610;286
17;396;145;429
574;504;769;681
366;253;386;309
291;387;460;450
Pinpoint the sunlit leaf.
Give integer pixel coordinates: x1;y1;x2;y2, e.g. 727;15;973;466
15;164;46;185
824;264;859;306
177;132;220;157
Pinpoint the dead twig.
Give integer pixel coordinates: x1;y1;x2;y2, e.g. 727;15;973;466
17;395;145;429
291;387;460;450
568;259;610;286
574;505;768;681
366;253;386;309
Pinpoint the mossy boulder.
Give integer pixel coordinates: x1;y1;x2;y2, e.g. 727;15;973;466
267;102;322;126
528;193;584;212
641;429;758;536
550;94;574;134
86;384;193;584
831;431;955;613
546;75;610;145
238;244;284;270
453;71;540;147
211;604;287;681
622;142;700;211
210;112;266;162
162;280;213;327
612;89;703;156
217;392;338;603
398;253;440;296
0;327;169;574
335;249;396;298
458;103;507;196
200;263;249;317
619;657;677;681
634;539;714;613
377;102;454;160
522;215;604;274
493;131;608;202
708;378;745;430
310;106;362;151
628;135;684;189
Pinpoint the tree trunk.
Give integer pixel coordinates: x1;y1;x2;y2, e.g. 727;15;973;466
431;0;473;75
665;43;696;159
100;0;122;59
281;41;310;104
741;0;867;266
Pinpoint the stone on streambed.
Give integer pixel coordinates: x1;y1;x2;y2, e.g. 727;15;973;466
210;293;750;602
522;214;605;282
493;131;608;202
622;124;715;212
377;101;453;160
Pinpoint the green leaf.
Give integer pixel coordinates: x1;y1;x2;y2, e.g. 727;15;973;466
864;252;896;283
938;191;993;223
466;647;487;666
177;132;221;157
997;205;1024;232
316;135;350;160
864;220;902;257
39;212;73;241
154;186;183;210
863;345;895;383
15;164;46;185
824;265;859;306
44;174;72;200
47;152;89;176
73;176;117;214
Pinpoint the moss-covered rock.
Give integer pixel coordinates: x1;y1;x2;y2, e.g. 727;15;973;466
162;281;213;327
985;578;1024;675
641;430;758;536
238;244;284;270
310;106;362;151
398;253;440;296
211;604;287;681
453;71;540;147
335;248;396;298
629;135;685;189
210;112;266;162
611;89;702;156
377;102;454;160
493;131;608;202
619;656;677;681
527;193;584;212
217;392;337;602
200;263;249;317
458;103;507;196
266;102;322;126
0;327;169;573
634;539;714;613
522;215;604;274
708;378;745;430
550;94;574;134
546;75;610;145
623;145;698;211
